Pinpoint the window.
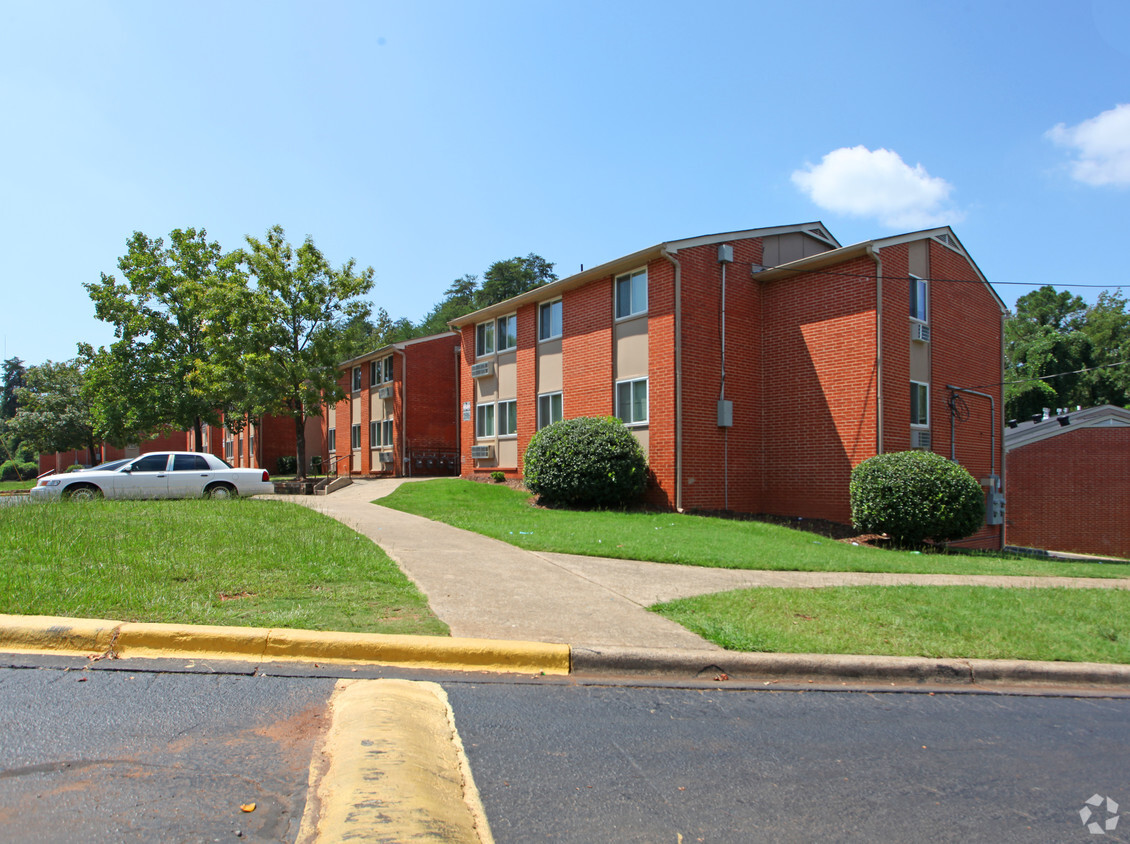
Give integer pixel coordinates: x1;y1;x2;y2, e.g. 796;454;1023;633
351;423;361;449
370;419;379;446
131;453;169;473
497;314;517;351
537;391;563;429
615;268;648;319
327;428;336;452
498;399;517;436
371;418;394;446
370;360;379;386
539;300;562;341
911;381;929;426
352;366;362;391
384;357;394;382
173;454;211;471
616;378;648;425
476;321;495;357
910;275;927;322
476;403;495;438
382;419;393;447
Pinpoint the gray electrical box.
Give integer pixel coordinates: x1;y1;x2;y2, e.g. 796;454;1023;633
986;490;1005;525
718;244;734;263
717;399;733;427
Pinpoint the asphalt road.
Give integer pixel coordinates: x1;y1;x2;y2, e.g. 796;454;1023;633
0;659;1127;843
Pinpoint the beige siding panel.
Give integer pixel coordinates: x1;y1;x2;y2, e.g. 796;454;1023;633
908;240;929;280
910;339;930;382
498;438;518;467
538;339;563;393
475;374;498;402
497;351;517;399
632;427;649;456
351;396;361;423
614;315;649;380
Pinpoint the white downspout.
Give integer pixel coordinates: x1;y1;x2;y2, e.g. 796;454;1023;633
395;347;408;477
867;246;884;455
661;248;684;512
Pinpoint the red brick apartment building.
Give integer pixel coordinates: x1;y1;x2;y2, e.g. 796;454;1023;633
450;222;1008;548
191;414;326;475
1005;405;1130;559
328;332;460;477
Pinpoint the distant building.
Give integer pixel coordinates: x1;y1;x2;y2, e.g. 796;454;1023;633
1005;405;1130;559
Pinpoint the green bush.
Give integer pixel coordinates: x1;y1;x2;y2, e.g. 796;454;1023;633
524;416;647;508
311;455;323;476
65;464;85;473
490;471;506;483
850;450;985;546
277;455;297;475
0;460;39;481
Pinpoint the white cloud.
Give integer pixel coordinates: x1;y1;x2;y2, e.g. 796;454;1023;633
791;146;961;229
1046;103;1130;187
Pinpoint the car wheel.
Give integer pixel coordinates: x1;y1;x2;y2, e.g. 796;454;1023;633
64;484;102;502
206;483;237;500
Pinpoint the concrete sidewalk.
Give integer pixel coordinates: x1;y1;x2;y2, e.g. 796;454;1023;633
276;479;1130;655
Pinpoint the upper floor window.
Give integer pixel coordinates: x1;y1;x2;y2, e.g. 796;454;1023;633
352;366;362;391
616;377;649;426
370;360;379;386
911;381;929;426
476;321;495;357
910;275;927;322
497;314;517;351
615;268;648;319
539;300;562;341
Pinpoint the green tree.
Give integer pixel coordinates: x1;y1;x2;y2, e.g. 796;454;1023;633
1005;286;1093;419
84;228;242;448
1078;290;1130;408
8;359;99;464
416;274;480;336
1;357;26;420
233;225;374;478
476;254;556;308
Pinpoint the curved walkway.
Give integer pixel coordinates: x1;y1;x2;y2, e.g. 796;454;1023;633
274;479;1129;651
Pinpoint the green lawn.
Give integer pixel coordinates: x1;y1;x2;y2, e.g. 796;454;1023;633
0;498;447;635
652;586;1130;664
0;480;35;491
380;479;1130;579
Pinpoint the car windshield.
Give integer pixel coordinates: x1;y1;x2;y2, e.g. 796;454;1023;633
88;459;132;472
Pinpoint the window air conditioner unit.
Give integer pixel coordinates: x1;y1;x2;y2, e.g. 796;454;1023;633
377;385;393;399
912;323;931;343
378;451;394;464
912;430;932;449
471;361;494;378
470;444;493;459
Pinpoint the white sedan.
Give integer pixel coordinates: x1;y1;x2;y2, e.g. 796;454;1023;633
30;452;275;501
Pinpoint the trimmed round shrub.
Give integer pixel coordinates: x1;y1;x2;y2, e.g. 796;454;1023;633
1;460;40;481
277;455;298;475
524;416;647;508
850;450;985;546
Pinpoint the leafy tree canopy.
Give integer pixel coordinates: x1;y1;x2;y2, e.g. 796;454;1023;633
8;359;99;464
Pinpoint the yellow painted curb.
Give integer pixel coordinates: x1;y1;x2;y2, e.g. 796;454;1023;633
0;614;120;656
0;614;570;675
296;679;493;843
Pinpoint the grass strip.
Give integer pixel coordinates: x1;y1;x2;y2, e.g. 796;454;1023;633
381;479;1130;579
0;498;447;636
651;586;1130;664
0;480;35;491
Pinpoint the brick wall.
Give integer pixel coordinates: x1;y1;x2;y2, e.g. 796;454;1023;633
403;334;460;464
1007;427;1130;559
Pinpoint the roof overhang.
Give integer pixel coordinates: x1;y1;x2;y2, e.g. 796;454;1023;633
338;330;458;369
1004;404;1130;451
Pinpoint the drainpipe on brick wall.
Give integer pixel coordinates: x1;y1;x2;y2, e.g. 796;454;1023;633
454;343;462;479
661;247;684;512
867;245;884;455
395;347;408;478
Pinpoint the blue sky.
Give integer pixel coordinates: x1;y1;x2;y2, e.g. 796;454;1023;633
3;0;1129;365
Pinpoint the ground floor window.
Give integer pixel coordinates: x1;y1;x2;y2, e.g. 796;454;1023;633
911;381;929;426
327;428;336;452
616;377;648;425
351;423;361;449
498;399;518;436
476;403;495;438
538;391;563;429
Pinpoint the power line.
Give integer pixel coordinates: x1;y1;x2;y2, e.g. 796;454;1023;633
954;359;1130;392
748;261;1128;290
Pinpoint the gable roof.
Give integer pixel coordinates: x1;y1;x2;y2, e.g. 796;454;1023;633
752;226;1006;314
447;222;840;328
338;331;458;369
1005;404;1130;451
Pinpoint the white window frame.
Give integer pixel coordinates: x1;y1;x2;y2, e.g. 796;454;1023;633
615;268;648;320
370;360;379;387
911;381;929;427
369;419;379;446
537;391;563;429
910;275;928;323
352;366;362;392
476;403;495;438
498;399;518;437
327;428;336;453
351;423;361;450
497;314;517;352
539;300;562;342
616;377;649;426
476;321;495;357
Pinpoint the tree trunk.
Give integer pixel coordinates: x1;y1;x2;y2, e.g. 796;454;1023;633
294;412;306;480
193;415;204;452
87;433;98;467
